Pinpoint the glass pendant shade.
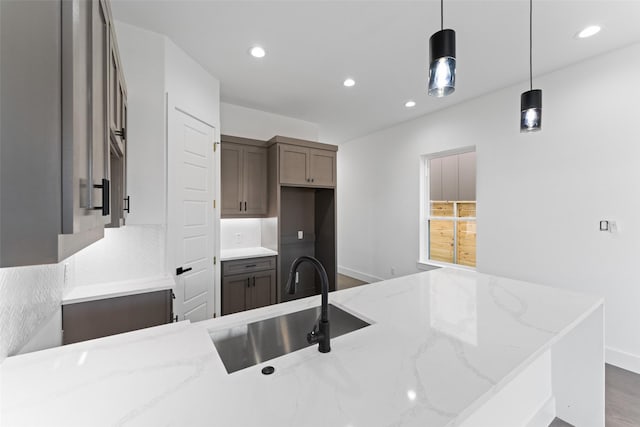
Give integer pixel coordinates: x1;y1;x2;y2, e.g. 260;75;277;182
520;89;542;132
428;29;456;97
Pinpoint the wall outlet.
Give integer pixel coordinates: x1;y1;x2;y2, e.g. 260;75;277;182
235;233;242;244
298;230;303;240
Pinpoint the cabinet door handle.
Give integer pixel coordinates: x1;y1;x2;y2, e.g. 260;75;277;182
124;196;131;213
247;278;251;288
93;178;110;216
239;201;242;211
311;178;314;183
244;201;247;211
252;277;256;287
114;127;126;140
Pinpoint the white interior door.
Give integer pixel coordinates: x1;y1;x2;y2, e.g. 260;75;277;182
168;106;216;322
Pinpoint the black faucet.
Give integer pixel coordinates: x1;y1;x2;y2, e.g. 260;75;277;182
286;256;331;353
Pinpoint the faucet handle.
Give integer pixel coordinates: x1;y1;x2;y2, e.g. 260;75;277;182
307;324;320;345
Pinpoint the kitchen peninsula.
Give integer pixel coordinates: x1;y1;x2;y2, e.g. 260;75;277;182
0;269;604;426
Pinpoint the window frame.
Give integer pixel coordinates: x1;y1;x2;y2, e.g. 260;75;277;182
418;146;476;271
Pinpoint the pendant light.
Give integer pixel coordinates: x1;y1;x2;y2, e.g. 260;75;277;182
521;0;542;132
428;0;456;97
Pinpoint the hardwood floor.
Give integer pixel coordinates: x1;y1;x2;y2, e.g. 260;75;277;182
606;364;640;427
550;364;640;427
337;273;368;290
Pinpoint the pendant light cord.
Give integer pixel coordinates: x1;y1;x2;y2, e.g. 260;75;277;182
529;0;533;91
441;0;444;30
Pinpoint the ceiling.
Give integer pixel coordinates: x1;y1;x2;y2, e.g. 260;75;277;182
111;1;640;143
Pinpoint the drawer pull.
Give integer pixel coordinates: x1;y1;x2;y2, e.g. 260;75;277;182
245;264;257;268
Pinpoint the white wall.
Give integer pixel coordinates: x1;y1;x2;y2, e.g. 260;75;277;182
338;42;640;373
165;40;220;129
115;22;166;226
220;102;319;141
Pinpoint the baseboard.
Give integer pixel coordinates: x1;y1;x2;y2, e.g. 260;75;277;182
337;266;383;284
606;346;640;374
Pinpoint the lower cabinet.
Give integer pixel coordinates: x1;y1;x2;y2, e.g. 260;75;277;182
62;290;173;345
222;257;276;315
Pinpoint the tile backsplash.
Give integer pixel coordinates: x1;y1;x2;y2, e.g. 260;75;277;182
0;260;72;361
0;224;166;362
73;225;166;287
220;218;262;249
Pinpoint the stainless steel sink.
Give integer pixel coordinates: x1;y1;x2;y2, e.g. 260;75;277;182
210;304;370;374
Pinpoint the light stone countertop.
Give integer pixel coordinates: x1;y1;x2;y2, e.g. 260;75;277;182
62;276;175;305
220;246;278;261
0;268;603;427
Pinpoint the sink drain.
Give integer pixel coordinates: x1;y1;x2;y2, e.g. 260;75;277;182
261;366;275;375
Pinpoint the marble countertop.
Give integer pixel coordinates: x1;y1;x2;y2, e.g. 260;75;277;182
62;276;175;305
1;268;602;427
220;246;278;261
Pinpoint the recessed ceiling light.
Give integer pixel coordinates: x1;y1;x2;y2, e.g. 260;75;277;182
249;46;266;58
343;78;356;87
577;25;601;39
405;100;416;108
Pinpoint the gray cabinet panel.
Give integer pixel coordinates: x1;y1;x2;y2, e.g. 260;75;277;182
221;257;277;315
458;151;476;201
92;0;110;225
222;273;251;315
221;144;243;215
251;270;276;310
221;142;268;217
1;0;127;266
279;145;309;185
243;146;268;215
62;290;172;345
0;0;63;266
441;155;459;201
429;158;443;201
309;149;336;187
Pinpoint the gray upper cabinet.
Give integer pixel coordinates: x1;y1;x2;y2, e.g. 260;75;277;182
0;0;127;267
221;139;268;217
309;149;337;187
429;151;476;202
243;146;268;216
279;144;336;188
279;144;310;186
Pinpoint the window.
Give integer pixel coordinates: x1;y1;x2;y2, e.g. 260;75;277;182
420;149;476;268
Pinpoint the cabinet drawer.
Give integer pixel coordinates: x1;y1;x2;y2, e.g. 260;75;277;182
222;256;276;276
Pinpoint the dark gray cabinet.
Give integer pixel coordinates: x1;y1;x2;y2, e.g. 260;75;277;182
429;151;476;201
222;257;276;315
0;0;128;267
267;136;338;304
62;290;173;345
221;139;268;217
